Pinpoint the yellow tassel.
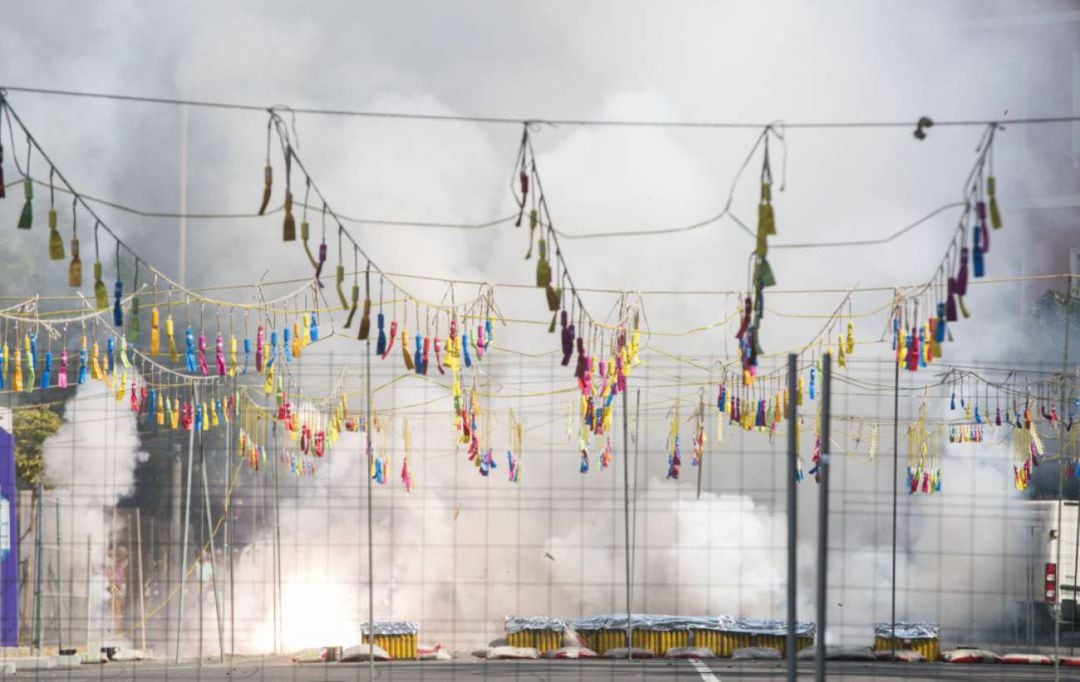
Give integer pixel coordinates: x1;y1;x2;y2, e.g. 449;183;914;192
845;321;855;355
91;343;103;380
150;307;160;356
166;315;179;363
12;350;22;392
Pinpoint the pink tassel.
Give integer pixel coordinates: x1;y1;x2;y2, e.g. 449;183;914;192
216;335;227;376
58;350;69;388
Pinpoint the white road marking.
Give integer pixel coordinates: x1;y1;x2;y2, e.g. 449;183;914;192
689;658;721;682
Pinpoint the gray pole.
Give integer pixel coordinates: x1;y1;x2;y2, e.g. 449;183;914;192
31;481;43;653
272;424;281;654
622;386;632;656
786;353;798;682
136;508;146;652
176;383;198;662
169;448;181;658
365;316;375;680
200;449;226;662
85;535;91;651
891;354;900;658
55;497;63;651
815;353;831;680
1054;286;1072;681
227;374;236;657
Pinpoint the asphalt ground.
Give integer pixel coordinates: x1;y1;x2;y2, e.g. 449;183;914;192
15;659;1080;682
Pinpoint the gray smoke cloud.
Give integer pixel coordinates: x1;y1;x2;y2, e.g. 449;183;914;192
3;0;1074;655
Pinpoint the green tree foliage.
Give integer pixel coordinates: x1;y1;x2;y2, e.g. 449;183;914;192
12;406;62;487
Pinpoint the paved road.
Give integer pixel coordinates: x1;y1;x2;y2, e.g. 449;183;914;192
19;658;1080;681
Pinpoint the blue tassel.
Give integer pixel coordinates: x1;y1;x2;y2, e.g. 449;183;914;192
41;351;52;389
107;337;116;374
717;385;726;412
113;280;124;327
0;346;5;390
462;334;472;368
414;335;423;375
809;368;816;400
216;399;224;423
950;393;955;410
148;389;156;421
242;338;251;374
185;329;196;373
194;403;203;432
310;313;319;342
77;349;87;384
268;331;278;368
284;327;292;361
485;318;493;348
375;313;386;356
936;303;946;342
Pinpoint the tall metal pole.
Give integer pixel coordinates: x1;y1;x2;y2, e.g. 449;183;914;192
31;481;43;653
55;497;63;651
227;372;236;657
786;354;798;682
176;383;198;662
272;424;281;654
815;353;831;680
365;310;375;680
135;508;146;652
85;535;91;650
200;448;225;662
890;354;900;657
622;386;632;656
1054;286;1072;681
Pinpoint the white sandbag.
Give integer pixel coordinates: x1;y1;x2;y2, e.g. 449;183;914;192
601;647;655;659
562;627;590;648
0;662;13;675
488;646;540;660
291;648;327;663
874;649;928;662
942;648;1000;664
340;644;391;662
666;646;714;659
732;647;782;660
6;656;56;671
50;654;82;669
79;652;108;664
418;644;451;660
1001;653;1051;665
110;648;152;662
797;646;875;661
471;648;490;659
542;646;598;659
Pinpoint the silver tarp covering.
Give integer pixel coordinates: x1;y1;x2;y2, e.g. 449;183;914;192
568;614;814;636
361;621;419;635
504;616;567;633
874;622;940;639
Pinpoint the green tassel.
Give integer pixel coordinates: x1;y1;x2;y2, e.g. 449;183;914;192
17;180;32;229
758;182;775;236
344;283;359;328
545;285;561;312
93;262;108;310
535;239;551;288
300;220;317;267
282;191;296;242
335;265;348;309
987;176;1002;229
757;257;776;288
68;237;82;287
48;210;65;260
129;296;140;342
357;299;372;340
